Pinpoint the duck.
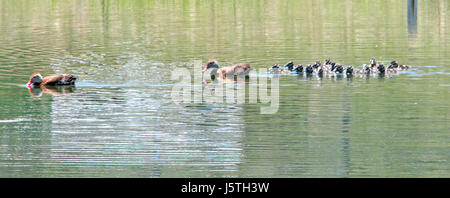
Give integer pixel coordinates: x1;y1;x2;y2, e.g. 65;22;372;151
388;60;410;71
305;64;314;75
203;59;252;78
293;64;304;73
377;64;386;74
345;66;354;75
370;57;378;67
318;67;324;76
284;61;295;71
362;64;371;74
269;64;290;74
328;62;337;72
334;64;344;74
26;72;77;87
269;64;281;73
268;61;295;74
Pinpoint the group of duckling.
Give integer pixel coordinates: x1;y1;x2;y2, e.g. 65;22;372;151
269;58;411;77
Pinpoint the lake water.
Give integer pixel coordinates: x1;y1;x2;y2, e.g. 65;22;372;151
0;0;449;177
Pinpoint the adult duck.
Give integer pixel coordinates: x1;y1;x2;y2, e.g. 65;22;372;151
26;72;77;87
203;59;252;78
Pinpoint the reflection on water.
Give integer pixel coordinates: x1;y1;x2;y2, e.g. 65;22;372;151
28;86;76;97
0;0;449;177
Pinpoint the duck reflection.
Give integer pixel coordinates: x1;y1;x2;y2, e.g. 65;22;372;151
28;85;75;97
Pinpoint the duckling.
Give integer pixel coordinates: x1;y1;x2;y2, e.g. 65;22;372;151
363;64;371;74
284;61;295;71
269;64;281;73
370;57;377;67
334;64;344;74
305;64;314;75
293;64;304;73
377;64;386;74
312;61;321;69
269;63;291;74
345;66;354;75
318;67;324;77
329;62;337;72
390;60;411;71
399;63;411;70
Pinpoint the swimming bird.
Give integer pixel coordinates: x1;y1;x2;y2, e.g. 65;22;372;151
334;64;344;74
377;64;386;74
305;64;314;74
345;66;354;75
284;61;295;71
293;64;304;73
370;57;378;67
203;59;252;78
27;72;77;87
388;60;410;71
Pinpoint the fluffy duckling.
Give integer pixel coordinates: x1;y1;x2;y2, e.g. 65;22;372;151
370;57;378;67
305;64;314;75
284;61;295;71
377;64;386;74
312;61;321;69
363;64;371;74
269;63;292;74
293;64;304;73
389;60;410;71
269;64;281;73
345;66;354;75
334;64;344;74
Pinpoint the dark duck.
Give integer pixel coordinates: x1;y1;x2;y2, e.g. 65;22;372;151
293;64;304;73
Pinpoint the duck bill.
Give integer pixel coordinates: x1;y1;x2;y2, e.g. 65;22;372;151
26;80;33;87
202;65;209;72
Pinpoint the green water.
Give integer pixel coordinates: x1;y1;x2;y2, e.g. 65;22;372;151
0;0;449;177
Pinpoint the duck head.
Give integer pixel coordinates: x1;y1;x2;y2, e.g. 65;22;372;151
203;59;219;72
370;58;376;67
27;72;43;87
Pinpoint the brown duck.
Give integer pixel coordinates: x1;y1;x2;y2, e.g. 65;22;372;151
26;72;77;87
203;59;252;78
